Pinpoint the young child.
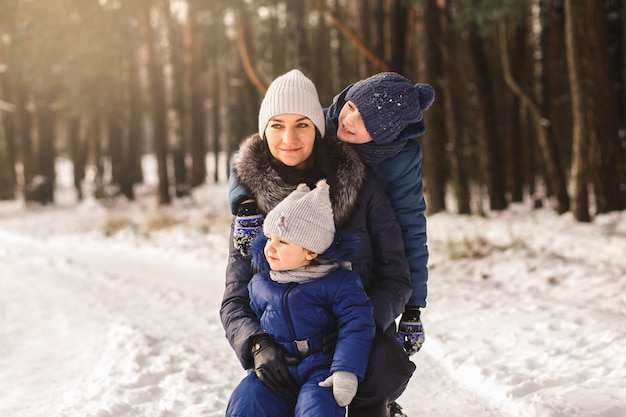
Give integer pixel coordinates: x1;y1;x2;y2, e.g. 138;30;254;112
226;180;376;417
325;72;434;362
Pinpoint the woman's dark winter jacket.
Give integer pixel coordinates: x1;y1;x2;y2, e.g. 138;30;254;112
221;134;411;370
326;86;429;308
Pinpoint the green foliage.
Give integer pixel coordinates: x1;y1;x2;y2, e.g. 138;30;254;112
450;0;528;36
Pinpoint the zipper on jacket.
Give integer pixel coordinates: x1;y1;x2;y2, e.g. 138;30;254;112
282;284;298;350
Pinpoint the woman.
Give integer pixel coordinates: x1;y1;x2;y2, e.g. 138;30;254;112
220;69;414;417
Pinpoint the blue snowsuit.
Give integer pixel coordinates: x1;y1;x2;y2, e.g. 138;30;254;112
226;265;375;417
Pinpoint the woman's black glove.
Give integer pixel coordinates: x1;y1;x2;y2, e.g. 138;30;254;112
251;334;301;393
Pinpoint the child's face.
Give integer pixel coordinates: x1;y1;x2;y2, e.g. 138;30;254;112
264;233;317;271
336;101;373;144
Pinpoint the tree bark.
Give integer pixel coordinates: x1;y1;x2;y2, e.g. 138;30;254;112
127;46;143;194
314;0;389;72
0;73;17;196
421;0;448;214
564;0;590;222
87;112;105;197
467;24;507;211
440;5;470;214
506;19;527;204
34;92;56;204
188;3;207;187
167;0;189;197
67;116;84;200
498;20;570;213
107;87;124;194
583;0;625;213
235;4;267;94
15;84;34;192
143;5;170;205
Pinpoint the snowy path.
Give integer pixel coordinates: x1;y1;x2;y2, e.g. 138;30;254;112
0;225;240;417
0;214;505;417
2;198;626;417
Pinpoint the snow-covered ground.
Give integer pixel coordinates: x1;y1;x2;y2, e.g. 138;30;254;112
1;158;625;417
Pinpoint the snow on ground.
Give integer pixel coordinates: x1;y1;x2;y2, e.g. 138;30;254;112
1;158;625;417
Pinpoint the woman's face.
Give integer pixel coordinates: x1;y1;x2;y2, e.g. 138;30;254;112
336;100;373;144
264;113;317;170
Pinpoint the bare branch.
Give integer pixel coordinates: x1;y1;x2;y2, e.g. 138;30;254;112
314;0;388;72
235;8;267;94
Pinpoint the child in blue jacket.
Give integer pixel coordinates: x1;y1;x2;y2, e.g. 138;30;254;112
324;72;434;361
226;180;375;417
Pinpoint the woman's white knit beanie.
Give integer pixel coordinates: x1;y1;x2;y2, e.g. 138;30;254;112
258;69;325;138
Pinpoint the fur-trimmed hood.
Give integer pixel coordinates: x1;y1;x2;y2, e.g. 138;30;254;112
233;134;366;228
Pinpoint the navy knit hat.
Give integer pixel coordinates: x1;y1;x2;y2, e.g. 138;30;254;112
345;72;435;144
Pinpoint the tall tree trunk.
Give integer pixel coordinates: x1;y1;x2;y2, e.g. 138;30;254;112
498;20;570;213
287;0;311;72
623;0;626;137
543;0;572;178
88;111;106;198
311;1;332;104
564;0;590;222
583;0;625;213
0;76;17;195
440;6;470;214
107;87;124;194
67;116;84;200
143;6;170;205
229;3;260;147
188;3;206;187
468;24;507;211
0;137;14;200
208;63;220;184
126;47;143;197
421;0;448;214
35;93;56;204
166;0;189;197
210;64;220;184
359;0;383;76
0;115;15;199
15;84;34;194
388;0;408;72
507;19;529;203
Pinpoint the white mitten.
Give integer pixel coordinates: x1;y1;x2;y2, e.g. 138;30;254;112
318;371;358;407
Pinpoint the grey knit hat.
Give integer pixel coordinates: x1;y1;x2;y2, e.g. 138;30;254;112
263;180;335;254
345;72;435;144
258;69;325;138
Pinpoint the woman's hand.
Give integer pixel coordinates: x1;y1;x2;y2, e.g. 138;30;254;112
251;334;300;393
